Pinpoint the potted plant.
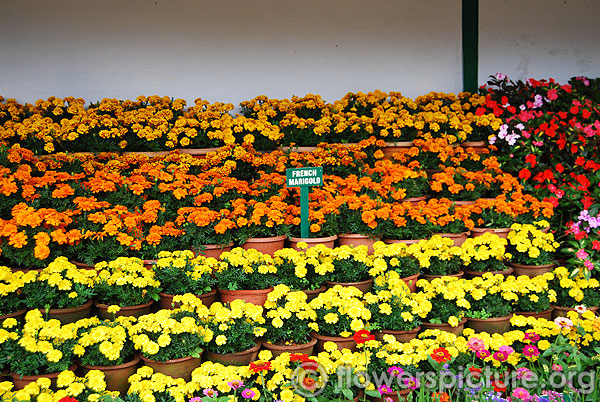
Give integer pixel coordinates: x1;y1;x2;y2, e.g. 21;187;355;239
7;310;78;389
365;160;430;203
379;202;437;243
324;244;374;293
271;246;330;298
512;273;557;319
431;200;475;246
76;316;139;394
0;267;36;321
93;257;161;318
131;307;211;381
549;266;600;318
371;241;420;292
288;202;339;250
22;257;96;324
202;299;266;365
260;284;317;356
463;273;514;334
214;247;277;306
366;271;431;342
506;222;559;277
308;285;371;352
410;235;463;279
416;277;468;335
235;195;291;256
460;232;511;277
468;197;517;238
334;195;387;253
153;250;217;309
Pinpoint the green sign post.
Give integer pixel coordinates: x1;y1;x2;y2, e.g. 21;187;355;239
286;167;324;238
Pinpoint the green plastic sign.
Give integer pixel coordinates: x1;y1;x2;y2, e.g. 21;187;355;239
286;167;323;187
286;167;323;238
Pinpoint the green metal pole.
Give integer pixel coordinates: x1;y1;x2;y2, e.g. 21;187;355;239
462;0;479;93
300;186;309;238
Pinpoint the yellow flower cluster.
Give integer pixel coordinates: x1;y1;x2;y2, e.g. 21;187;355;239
309;285;371;336
16;310;78;363
409;235;462;268
507;222;559;259
39;256;96;293
264;284;317;329
460;232;509;265
75;316;135;361
552;266;600;302
0;265;35;298
128;366;195;402
512;272;557;304
95;257;160;289
217;248;277;275
155;250;213;279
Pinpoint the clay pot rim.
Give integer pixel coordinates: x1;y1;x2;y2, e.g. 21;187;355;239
0;308;28;320
289;234;338;243
302;285;327;293
178;147;221;153
465;313;514;322
433;231;470;237
422;317;468;327
82;353;141;370
551;305;599;311
378;326;421;334
337;233;380;239
140;354;202;365
198;242;235;250
463;267;514;276
421;271;463;280
40;299;93;314
95;300;154;310
471;227;512;233
205;342;261;357
242;235;288;242
218;287;274;295
401;273;420;280
260;336;317;350
158;288;217;299
310;331;354;341
10;363;78;380
513;308;553;315
382;238;424;244
383;141;414;147
507;262;557;269
325;278;373;287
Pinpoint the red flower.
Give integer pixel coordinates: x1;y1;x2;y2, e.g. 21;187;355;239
468;366;482;379
525;154;537;168
555;163;564;173
353;329;375;344
59;398;79;402
249;361;272;373
430;347;452;364
518;168;531;180
592;241;600;251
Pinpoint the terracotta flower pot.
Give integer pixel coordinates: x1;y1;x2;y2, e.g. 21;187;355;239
383;238;423;245
122;151;171;157
421;271;464;281
10;364;78;390
302;285;326;301
38;299;93;324
142;260;158;270
324;279;373;294
470;227;511;239
369;388;412;402
82;354;140;394
403;196;428;206
95;300;154;320
260;337;317;357
241;235;287;256
140;354;202;381
337;233;380;254
433;231;470;247
462;267;513;279
382;141;414;160
71;261;96;270
466;314;513;334
0;308;27;323
551;305;599;319
289;235;337;250
159;289;218;310
178;147;221;159
374;326;421;343
401;274;420;293
277;146;318;153
311;331;356;352
451;200;476;206
508;262;556;278
460;141;487;154
203;342;260;366
513;308;553;320
421;317;467;336
193;242;234;260
218;287;274;306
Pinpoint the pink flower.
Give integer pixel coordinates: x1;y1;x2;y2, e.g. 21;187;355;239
547;89;559;101
403;377;419;390
476;349;491;359
493;350;509;362
574;305;588;314
467;337;485;352
522;344;540;358
203;389;218;398
387;366;404;377
190;398;203;402
378;385;393;395
524;331;540;343
584;260;594;270
576;248;589;259
227;380;244;390
516;367;533;380
241;389;256;399
554;317;574;329
552;364;563;372
512;387;531;399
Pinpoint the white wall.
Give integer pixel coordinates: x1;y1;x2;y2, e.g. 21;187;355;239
0;0;462;105
479;0;600;84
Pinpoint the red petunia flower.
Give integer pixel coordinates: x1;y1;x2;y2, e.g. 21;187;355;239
430;347;452;364
353;329;375;344
249;361;272;373
59;398;80;402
